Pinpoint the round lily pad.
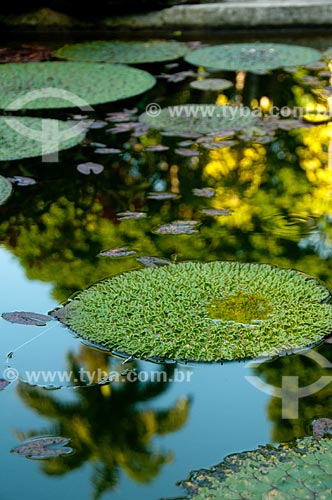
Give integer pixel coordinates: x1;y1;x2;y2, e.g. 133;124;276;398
0;116;85;161
54;40;188;64
190;78;233;91
52;262;332;362
185;43;322;72
0;62;156;109
0;175;13;205
139;105;257;134
180;433;332;499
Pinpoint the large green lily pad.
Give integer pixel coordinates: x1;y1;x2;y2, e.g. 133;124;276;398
185;43;322;72
0;62;156;109
179;433;332;499
139;105;257;134
0;175;12;205
0;116;85;161
54;40;188;64
52;262;332;362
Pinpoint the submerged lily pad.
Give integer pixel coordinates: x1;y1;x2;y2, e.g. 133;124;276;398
0;62;155;109
0;175;13;205
190;78;233;91
11;436;73;459
54;40;188;64
140;105;257;134
0;116;85;161
51;262;332;362
179;432;332;499
185;43;322;72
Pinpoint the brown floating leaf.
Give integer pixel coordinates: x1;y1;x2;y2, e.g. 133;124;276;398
116;211;147;220
99;246;137;258
313;418;332;440
77;162;104;175
145;145;169;152
147;192;179;200
175;148;199;157
2;311;51;326
11;436;73;459
136;256;172;268
0;45;52;64
8;176;36;186
94;147;121;154
154;220;199;235
0;379;10;391
201;208;233;216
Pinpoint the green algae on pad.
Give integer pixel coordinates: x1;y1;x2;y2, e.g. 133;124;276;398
179;436;332;500
54;40;188;64
52;262;332;362
185;43;322;72
0;175;12;205
0;117;85;160
140;105;257;134
0;62;155;109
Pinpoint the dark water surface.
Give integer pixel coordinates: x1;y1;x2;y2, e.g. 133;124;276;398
1;35;332;499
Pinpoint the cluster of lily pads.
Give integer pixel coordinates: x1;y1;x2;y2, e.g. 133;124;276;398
0;40;326;169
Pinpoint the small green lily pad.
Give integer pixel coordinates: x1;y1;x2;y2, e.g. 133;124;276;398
185;43;322;72
0;175;13;205
179;432;332;499
190;78;233;91
0;116;85;161
140;105;257;134
52;262;332;362
0;62;156;109
54;40;188;64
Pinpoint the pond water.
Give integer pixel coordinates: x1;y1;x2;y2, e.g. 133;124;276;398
1;34;332;500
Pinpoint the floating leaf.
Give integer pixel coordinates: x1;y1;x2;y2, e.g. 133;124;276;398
154;220;199;235
136;256;172;268
185;43;322;72
54;40;188;64
0;45;52;63
190;78;233;91
179;432;332;500
116;211;147;220
77;162;104;175
175;148;199;157
0;116;85;161
140;105;257;134
88;120;108;129
193;187;215;198
99;247;137;258
0;62;155;109
147;192;179;200
0;379;10;391
201;208;232;216
145;145;169;152
8;176;36;186
2;311;51;326
11;436;73;459
52;262;332;362
94;148;121;154
0;175;13;205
